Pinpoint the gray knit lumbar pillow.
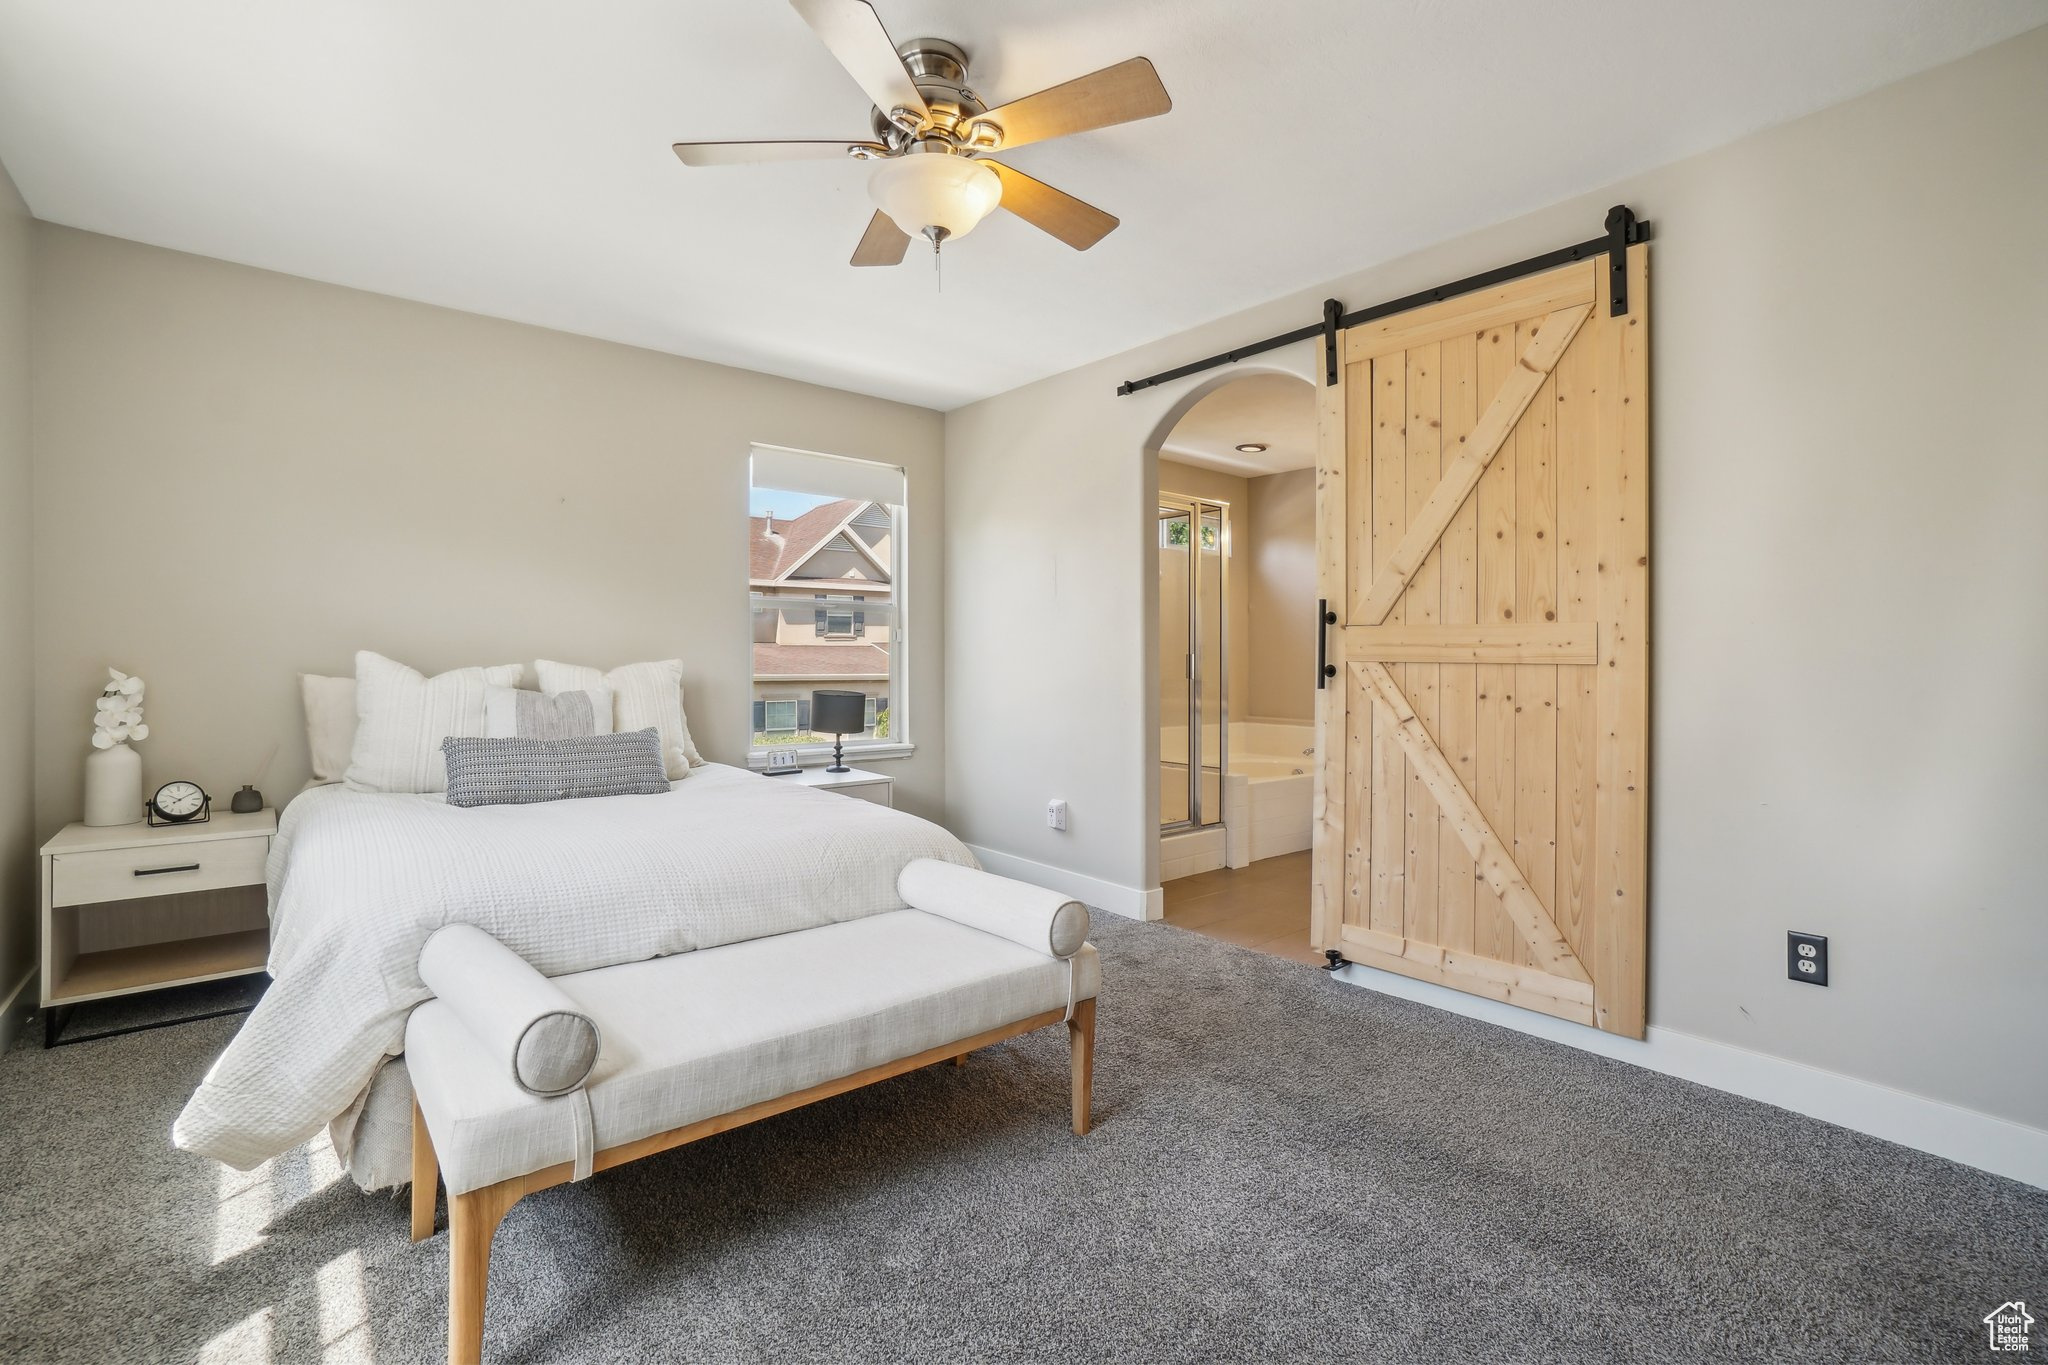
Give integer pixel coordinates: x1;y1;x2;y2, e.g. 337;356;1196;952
440;727;670;808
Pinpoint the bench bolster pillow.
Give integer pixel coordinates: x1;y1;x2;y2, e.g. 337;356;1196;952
898;859;1089;959
417;924;601;1097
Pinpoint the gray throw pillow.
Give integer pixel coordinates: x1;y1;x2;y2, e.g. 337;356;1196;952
440;728;670;808
483;685;613;740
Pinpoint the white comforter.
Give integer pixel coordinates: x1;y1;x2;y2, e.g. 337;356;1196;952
173;764;975;1170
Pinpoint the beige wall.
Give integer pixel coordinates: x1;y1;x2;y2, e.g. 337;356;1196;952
1245;468;1315;723
30;228;947;829
0;159;32;1026
946;28;2048;1130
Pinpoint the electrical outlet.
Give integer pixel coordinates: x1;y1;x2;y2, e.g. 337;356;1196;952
1788;931;1828;986
1046;799;1068;832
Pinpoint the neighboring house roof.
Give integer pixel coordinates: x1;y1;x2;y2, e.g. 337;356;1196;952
750;499;889;583
752;643;890;680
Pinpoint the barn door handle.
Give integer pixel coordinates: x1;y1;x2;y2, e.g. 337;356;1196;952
1316;599;1338;689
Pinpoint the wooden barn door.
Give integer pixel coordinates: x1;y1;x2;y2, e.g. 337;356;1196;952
1311;249;1648;1036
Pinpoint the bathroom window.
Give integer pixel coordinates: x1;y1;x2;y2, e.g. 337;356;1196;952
1159;515;1222;552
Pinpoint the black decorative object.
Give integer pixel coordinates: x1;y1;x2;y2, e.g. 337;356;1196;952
230;784;264;814
810;690;866;774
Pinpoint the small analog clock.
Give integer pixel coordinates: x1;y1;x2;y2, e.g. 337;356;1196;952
148;780;210;826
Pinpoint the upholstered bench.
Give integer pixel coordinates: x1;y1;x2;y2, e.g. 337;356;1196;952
405;859;1099;1365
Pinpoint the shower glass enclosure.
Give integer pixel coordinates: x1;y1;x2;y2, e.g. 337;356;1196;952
1159;496;1227;831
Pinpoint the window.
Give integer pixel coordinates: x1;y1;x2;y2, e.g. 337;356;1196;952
1158;513;1222;552
749;444;908;761
816;595;860;639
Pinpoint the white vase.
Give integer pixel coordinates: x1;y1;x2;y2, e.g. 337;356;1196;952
84;741;144;826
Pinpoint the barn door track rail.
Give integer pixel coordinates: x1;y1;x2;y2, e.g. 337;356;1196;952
1115;205;1649;397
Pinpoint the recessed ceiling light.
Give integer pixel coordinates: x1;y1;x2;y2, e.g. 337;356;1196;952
1235;443;1268;453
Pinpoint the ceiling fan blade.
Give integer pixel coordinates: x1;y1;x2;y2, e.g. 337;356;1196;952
789;0;929;123
987;161;1119;250
976;57;1171;152
672;140;878;167
850;210;912;266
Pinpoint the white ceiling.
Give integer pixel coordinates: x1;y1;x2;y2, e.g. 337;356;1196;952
0;2;2036;410
1160;373;1317;478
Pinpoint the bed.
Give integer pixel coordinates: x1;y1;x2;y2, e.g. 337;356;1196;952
172;764;976;1185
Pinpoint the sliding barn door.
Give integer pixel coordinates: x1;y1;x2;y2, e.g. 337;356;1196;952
1311;250;1648;1036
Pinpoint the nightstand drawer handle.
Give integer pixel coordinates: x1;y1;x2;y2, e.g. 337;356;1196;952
133;863;201;877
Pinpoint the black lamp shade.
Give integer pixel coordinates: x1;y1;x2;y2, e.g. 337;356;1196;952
811;689;866;737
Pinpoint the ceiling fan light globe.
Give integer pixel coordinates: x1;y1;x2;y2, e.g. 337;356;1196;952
868;154;1001;242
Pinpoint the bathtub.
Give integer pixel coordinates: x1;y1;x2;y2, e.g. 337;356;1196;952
1159;721;1315;879
1222;727;1314;868
1231;757;1310;781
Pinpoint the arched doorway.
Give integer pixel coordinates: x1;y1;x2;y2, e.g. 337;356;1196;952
1147;370;1322;963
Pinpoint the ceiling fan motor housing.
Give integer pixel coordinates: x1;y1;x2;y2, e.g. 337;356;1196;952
870;39;997;153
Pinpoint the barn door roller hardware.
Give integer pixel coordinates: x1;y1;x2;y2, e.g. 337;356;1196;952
1116;205;1650;397
1320;297;1343;387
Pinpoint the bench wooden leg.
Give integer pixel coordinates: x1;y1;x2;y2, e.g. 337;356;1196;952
1068;997;1095;1136
411;1099;439;1243
449;1182;519;1365
952;1052;967;1067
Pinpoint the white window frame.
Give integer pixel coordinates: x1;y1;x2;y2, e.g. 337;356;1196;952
748;444;913;768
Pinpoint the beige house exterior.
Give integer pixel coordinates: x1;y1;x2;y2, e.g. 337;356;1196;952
750;498;895;742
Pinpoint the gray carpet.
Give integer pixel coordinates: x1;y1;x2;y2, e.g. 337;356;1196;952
0;916;2040;1365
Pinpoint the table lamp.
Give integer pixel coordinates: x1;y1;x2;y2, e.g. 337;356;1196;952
811;690;866;774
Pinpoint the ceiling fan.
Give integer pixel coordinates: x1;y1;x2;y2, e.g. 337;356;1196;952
672;0;1172;267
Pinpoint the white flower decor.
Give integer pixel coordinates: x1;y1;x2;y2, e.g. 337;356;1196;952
90;667;150;749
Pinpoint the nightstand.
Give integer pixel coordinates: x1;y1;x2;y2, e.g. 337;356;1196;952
772;766;893;807
39;807;277;1047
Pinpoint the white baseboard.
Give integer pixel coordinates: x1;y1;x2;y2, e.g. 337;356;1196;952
965;845;1163;921
0;964;36;1053
1331;960;2048;1191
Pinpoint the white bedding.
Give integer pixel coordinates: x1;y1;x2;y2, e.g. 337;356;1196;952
173;764;975;1171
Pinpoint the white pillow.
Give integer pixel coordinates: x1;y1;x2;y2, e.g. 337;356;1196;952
300;673;357;786
483;686;614;739
345;651;524;794
534;659;702;779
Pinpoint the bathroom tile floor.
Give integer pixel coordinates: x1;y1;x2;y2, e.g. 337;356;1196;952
1160;850;1320;965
